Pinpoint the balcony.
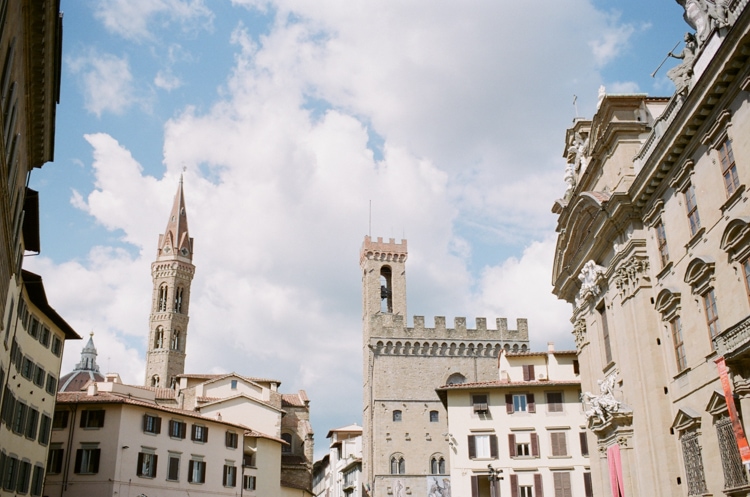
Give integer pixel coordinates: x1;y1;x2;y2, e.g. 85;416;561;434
714;315;750;360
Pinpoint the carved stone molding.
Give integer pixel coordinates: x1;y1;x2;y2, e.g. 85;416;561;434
575;260;606;307
572;319;588;352
613;256;650;301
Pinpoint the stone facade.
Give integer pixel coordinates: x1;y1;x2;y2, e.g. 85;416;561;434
360;236;529;496
552;3;750;496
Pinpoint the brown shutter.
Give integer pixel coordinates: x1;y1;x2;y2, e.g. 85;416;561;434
531;432;539;457
534;473;544;497
225;431;231;447
508;434;516;457
200;461;206;482
91;449;100;473
136;453;144;476
528;365;535;380
471;475;479;497
551;433;560;456
573;360;580;375
203;426;209;442
142;414;148;432
510;474;518;497
559;433;568;456
584;472;593;497
222;465;227;486
523;365;530;381
152;455;158;477
468;435;476;459
74;449;82;473
155;417;162;434
506;394;513;414
191;424;197;441
579;431;589;456
527;393;535;413
489;434;498;458
188;460;194;483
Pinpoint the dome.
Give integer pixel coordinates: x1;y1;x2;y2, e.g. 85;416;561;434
58;332;106;392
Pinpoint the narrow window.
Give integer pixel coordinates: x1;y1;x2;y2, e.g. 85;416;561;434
136;452;158;478
143;414;161;435
167;454;180;481
380;266;393;313
158;285;168;312
685;183;701;236
51;336;62;357
3;456;18;490
188;459;205;484
655;220;670;268
393;410;402;422
38;415;52;446
74;446;101;474
15;460;31;494
25;407;39;440
719;138;739;196
430;456;445;474
47;445;64;474
599;304;612;364
429;410;439;422
281;433;292;453
225;431;238;448
46;375;57;395
743;258;750;302
174;287;183;313
522;364;535;381
671;317;687;371
243;475;257;490
223;464;237;487
703;289;720;341
171;330;180;351
389;455;405;474
579;432;589;457
30;465;44;496
154;327;164;349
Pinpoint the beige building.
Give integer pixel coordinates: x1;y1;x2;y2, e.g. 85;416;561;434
314;424;363;497
438;345;590;497
360;235;529;496
552;2;750;496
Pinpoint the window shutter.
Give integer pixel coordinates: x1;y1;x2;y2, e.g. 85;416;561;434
223;465;227;486
180;421;186;439
74;449;82;473
97;411;105;427
136;453;144;476
506;394;513;414
226;431;231;447
92;449;100;473
528;365;535;380
573;360;580;375
523;365;530;381
155;417;162;434
203;426;209;442
191;424;197;441
510;474;518;497
489;435;498;458
169;457;179;480
584;472;593;497
79;411;87;428
471;475;479;497
534;473;544;497
468;435;476;459
508;434;516;457
152;455;158;477
580;432;589;456
142;414;148;432
527;393;535;413
188;460;194;483
551;433;560;456
200;461;206;482
531;432;539;457
559;433;568;456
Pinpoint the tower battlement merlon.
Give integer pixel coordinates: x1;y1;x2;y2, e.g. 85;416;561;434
360;235;408;265
371;314;529;341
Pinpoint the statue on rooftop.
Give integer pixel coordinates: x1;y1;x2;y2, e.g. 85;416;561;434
667;32;697;94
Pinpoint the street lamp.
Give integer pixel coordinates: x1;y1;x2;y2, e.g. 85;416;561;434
488;464;503;497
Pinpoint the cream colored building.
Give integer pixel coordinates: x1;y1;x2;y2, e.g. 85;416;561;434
360;236;530;496
552;2;750;496
438;345;590;497
314;424;363;497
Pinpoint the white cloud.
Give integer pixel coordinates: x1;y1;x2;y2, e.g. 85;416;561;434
93;0;214;42
155;70;183;91
67;51;138;117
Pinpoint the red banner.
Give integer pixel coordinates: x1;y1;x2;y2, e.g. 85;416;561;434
716;356;750;464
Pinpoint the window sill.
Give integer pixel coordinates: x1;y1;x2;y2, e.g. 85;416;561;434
673;367;692;380
169;436;185;440
685;227;706;251
511;455;537;460
548;455;572;459
469;457;497;461
602;361;616;374
721;184;746;213
137;475;156;479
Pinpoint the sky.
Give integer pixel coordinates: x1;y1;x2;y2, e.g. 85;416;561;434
28;0;690;457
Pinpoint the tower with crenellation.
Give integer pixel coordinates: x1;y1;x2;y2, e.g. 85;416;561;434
361;235;529;496
145;177;195;388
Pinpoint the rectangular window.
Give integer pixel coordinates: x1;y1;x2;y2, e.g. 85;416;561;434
136;452;158;478
167;455;180;481
579;432;589;457
169;420;186;439
80;410;105;429
51;336;62;357
188;459;206;484
243;475;257;490
468;434;498;459
550;432;568;457
703;289;720;340
225;431;238;448
46;375;57;395
513;394;527;412
685;183;701;236
47;445;64;474
429;410;439;422
52;410;68;429
33;365;45;387
230;379;238;389
0;387;15;426
546;392;563;413
599;304;612;364
223;464;237;487
744;259;750;301
191;425;208;443
719;138;739;196
12;401;27;434
3;456;18;491
39;327;50;348
522;364;535;381
74;447;101;474
21;357;33;380
25;407;39;440
30;465;44;496
553;472;573;497
516;442;531;456
584;472;593;497
671;317;687;371
38;414;51;446
16;460;30;494
28;317;39;338
472;394;488;414
143;414;161;434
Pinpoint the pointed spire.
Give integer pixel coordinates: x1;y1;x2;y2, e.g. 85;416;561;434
75;331;100;372
158;175;193;260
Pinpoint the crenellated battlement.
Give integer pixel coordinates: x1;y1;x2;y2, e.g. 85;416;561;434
360;236;408;265
368;314;529;342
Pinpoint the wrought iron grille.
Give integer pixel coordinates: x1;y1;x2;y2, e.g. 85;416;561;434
716;416;749;489
681;431;708;496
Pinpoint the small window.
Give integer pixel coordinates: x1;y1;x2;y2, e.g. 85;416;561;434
703;289;720;341
546;392;563;413
3;456;18;491
188;459;206;484
53;410;69;429
225;431;239;449
46;375;57;395
170;420;186;439
522;364;535;381
38;414;52;446
47;445;64;474
719;138;739;196
685;183;701;236
25;407;39;440
30;465;44;496
39;326;50;348
136;452;158;478
671;317;687;371
80;410;105;429
243;475;257;490
390;455;405;474
28;317;39;338
12;401;28;434
74;446;101;474
171;330;180;351
21;356;33;380
513;394;527;412
655;220;669;267
281;433;293;453
429;410;439;422
579;432;589;457
223;464;237;487
472;394;488;413
230;379;238;390
33;365;45;387
516;442;531;456
430;456;445;474
16;460;31;494
167;454;180;481
393;410;402;422
191;425;208;443
519;486;533;497
51;336;62;357
143;414;162;434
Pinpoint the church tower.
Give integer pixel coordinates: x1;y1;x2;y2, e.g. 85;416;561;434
145;177;195;388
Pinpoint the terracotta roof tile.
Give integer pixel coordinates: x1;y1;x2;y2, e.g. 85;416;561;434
437;379;581;391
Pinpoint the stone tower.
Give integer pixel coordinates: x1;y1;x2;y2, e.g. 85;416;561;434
361;235;529;496
145;177;195;388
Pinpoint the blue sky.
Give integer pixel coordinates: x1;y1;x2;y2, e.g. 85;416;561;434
28;0;691;456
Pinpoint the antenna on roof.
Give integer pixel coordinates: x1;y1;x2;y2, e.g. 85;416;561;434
573;95;579;118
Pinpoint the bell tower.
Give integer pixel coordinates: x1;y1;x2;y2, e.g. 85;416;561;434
145;177;195;388
360;235;407;321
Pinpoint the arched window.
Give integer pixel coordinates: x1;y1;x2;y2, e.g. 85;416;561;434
390;455;405;475
446;373;466;385
158;284;168;312
174;287;184;313
380;266;393;313
281;433;293;453
429;410;439;422
393;410;402;422
430;455;445;475
154;327;164;349
151;375;159;388
171;330;180;351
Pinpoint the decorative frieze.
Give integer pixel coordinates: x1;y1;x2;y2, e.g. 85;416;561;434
572;319;588;352
613;256;650;300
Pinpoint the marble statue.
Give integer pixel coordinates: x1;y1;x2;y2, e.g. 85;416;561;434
667;32;697;94
582;371;622;425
